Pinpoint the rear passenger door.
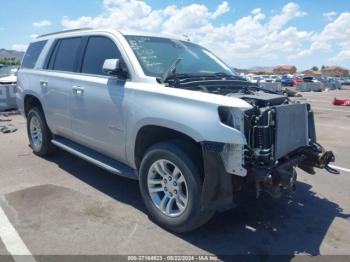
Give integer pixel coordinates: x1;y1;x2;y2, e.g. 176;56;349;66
44;37;83;138
70;36;127;162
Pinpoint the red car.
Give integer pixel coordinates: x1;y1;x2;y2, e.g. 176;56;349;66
293;77;304;86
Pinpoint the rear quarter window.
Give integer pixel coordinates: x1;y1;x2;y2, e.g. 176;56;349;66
21;40;47;69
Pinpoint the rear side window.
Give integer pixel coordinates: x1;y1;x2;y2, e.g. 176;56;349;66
81;36;121;75
21;40;47;69
51;37;82;72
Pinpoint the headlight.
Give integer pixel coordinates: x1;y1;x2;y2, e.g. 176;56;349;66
218;106;242;130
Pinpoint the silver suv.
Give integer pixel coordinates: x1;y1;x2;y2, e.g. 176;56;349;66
17;28;336;232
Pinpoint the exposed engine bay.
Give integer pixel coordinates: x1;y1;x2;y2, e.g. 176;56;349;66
226;91;337;197
166;75;338;198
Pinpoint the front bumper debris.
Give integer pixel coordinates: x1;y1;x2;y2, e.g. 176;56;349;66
299;143;338;174
200;141;338;211
200;142;235;212
248;144;338;198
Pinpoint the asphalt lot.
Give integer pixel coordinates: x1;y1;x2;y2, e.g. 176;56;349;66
0;88;350;259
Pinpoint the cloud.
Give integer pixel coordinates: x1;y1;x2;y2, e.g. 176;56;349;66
210;1;230;19
287;11;350;64
62;1;232;37
33;20;52;28
268;2;307;30
11;44;28;52
323;11;337;21
30;34;39;39
317;12;350;43
331;49;350;61
312;12;350;56
194;3;310;64
62;0;163;32
60;1;349;68
161;4;212;36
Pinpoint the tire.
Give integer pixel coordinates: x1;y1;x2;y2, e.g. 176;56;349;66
139;141;215;233
27;107;57;156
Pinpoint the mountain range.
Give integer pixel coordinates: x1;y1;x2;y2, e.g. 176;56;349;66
0;49;25;62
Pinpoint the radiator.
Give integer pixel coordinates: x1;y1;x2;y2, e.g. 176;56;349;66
274;103;309;159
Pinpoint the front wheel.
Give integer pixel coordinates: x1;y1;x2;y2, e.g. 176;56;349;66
139;141;214;233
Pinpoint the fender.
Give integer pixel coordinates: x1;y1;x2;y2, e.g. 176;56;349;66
125;107;248;169
123;83;253;168
20;90;45;116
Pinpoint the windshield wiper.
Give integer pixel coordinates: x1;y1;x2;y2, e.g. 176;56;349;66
213;72;243;80
157;58;182;84
247;85;280;95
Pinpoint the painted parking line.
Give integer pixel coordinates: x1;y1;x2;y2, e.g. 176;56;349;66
316;123;350;131
311;106;350;113
0;206;36;262
305;98;336;102
328;165;350;173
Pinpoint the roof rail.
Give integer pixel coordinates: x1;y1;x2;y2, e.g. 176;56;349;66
37;28;94;38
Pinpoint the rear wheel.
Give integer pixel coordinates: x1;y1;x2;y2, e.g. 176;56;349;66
27;107;57;156
139;141;214;233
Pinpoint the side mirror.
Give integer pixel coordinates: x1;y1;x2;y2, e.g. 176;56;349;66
103;59;127;78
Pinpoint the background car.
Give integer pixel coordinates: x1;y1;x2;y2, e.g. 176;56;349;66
339;77;350;85
248;75;261;83
281;75;293;86
260;75;273;83
270;75;281;83
293;77;304;86
303;77;320;83
0;67;18;111
0;66;18;77
327;77;342;89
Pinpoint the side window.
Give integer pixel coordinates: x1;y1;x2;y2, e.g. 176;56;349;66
47;41;59;70
52;37;82;72
81;36;121;76
21;40;47;69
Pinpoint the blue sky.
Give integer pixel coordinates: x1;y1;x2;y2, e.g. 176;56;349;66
1;0;349;70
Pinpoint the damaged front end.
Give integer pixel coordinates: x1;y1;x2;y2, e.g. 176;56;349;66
201;97;336;211
223;91;337;200
165;75;337;211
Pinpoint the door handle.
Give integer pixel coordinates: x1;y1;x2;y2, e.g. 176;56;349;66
72;85;84;95
40;80;48;87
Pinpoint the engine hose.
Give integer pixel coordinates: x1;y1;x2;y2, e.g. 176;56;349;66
325;165;340;175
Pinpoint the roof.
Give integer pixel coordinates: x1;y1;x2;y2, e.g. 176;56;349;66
36;28;188;42
36;28;122;41
37;28;94;38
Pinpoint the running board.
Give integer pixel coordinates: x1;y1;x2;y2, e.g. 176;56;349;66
51;137;138;180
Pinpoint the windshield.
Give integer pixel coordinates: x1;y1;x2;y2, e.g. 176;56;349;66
125;35;235;78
